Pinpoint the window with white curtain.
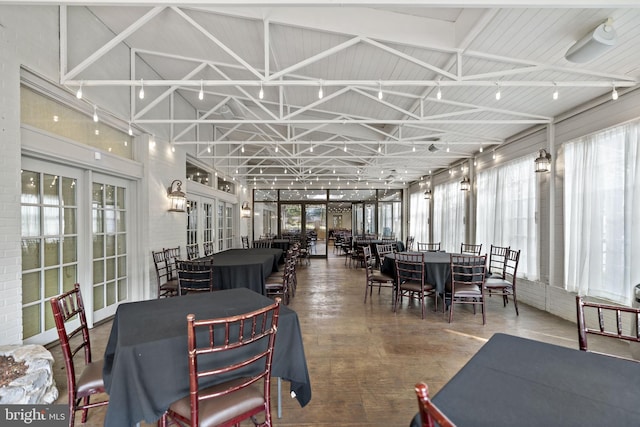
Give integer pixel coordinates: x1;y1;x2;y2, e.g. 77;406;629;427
409;188;429;244
475;154;538;280
433;180;465;253
564;121;640;305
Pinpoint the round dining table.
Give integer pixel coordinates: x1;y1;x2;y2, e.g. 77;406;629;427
381;251;452;294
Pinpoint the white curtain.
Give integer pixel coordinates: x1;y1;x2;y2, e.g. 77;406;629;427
476;155;538;280
409;188;429;244
433;180;465;253
564;122;640;305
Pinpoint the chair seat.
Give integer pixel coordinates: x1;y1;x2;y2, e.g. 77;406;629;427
400;281;434;292
485;278;511;289
453;284;481;296
160;279;178;291
169;378;265;427
76;359;106;397
370;272;394;283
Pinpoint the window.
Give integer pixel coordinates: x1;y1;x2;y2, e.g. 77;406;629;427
433;180;465;253
564;122;640;305
475;155;538;280
409;189;430;244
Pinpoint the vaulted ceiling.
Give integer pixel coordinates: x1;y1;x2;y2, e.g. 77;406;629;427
54;2;640;188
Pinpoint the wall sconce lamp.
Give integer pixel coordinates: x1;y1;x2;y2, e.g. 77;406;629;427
534;149;552;173
460;176;470;191
423;188;432;200
167;180;186;212
241;201;252;218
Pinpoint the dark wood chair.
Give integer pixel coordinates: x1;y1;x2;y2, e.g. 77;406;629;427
485;248;520;315
394;252;436;319
448;254;487;324
460;242;482;255
375;243;396;267
161;300;281;427
266;254;294;305
576;295;640;357
253;239;272;248
153;249;178;298
164;246;181;280
417;242;440;252
405;236;415;251
364;245;395;303
50;284;109;426
176;259;216;295
414;382;456;427
203;241;215;257
241;235;250;249
487;244;509;277
186;243;200;260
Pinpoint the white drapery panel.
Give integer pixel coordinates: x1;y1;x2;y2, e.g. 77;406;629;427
475;155;538;280
433;180;465;253
564;121;640;305
409;188;429;244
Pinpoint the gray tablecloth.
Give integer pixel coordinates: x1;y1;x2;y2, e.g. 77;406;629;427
103;288;311;427
410;333;640;426
381;251;451;294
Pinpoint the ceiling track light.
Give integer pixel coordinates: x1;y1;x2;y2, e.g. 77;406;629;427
128;123;133;136
310;145;314;153
495;83;501;101
93;105;98;123
138;78;145;100
318;81;324;99
198;79;204;100
377;81;383;100
241;144;245;153
436;84;442;100
76;82;83;99
552;83;559;100
612;85;619;100
259;82;264;100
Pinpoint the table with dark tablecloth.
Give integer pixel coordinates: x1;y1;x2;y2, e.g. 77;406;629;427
206;248;282;295
410;333;640;426
103;288;311;427
381;251;450;293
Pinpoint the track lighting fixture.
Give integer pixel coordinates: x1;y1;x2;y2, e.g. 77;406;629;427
259;82;264;100
436;84;442;100
378;82;383;100
76;82;83;99
612;85;618;100
138;78;145;100
198;80;204;100
128;123;133;136
93;105;98;123
318;81;324;99
495;83;501;101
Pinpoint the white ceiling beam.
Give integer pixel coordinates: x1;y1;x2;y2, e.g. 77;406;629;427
62;6;165;82
137;118;550;125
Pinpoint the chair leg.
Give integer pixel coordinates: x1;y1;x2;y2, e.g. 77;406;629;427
448;298;454;323
512;289;519;316
80;396;90;423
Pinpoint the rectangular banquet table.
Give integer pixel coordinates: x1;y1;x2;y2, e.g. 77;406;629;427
205;248;282;295
381;251;451;294
103;288;311;427
410;333;640;427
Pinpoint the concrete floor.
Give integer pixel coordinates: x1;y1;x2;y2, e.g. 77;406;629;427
49;248;624;426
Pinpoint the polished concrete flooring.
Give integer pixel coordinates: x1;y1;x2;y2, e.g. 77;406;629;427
50;248;618;426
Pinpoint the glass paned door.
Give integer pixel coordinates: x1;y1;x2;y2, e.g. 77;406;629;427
225;205;233;249
92;178;128;322
305;203;327;256
21;169;78;342
281;204;302;239
203;202;214;250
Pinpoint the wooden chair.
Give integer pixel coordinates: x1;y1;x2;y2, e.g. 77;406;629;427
448;254;487;324
176;259;215;295
50;284;109;426
363;245;395;303
203;241;215;257
576;295;640;356
487;244;509;277
266;255;293;305
186;243;200;260
375;243;396;268
253;239;272;248
485;248;520;315
417;242;440;252
460;243;482;255
161;300;281;427
394;252;436;319
405;236;415;252
152;249;178;298
414;383;456;427
241;235;250;249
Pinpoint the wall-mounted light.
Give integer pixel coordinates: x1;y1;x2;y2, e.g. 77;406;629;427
460;176;471;191
534;149;552;173
241;201;251;218
423;188;432;200
167;180;186;212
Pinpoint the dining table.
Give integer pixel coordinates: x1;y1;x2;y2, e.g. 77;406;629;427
409;333;640;426
103;288;311;427
203;248;283;295
381;251;451;294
